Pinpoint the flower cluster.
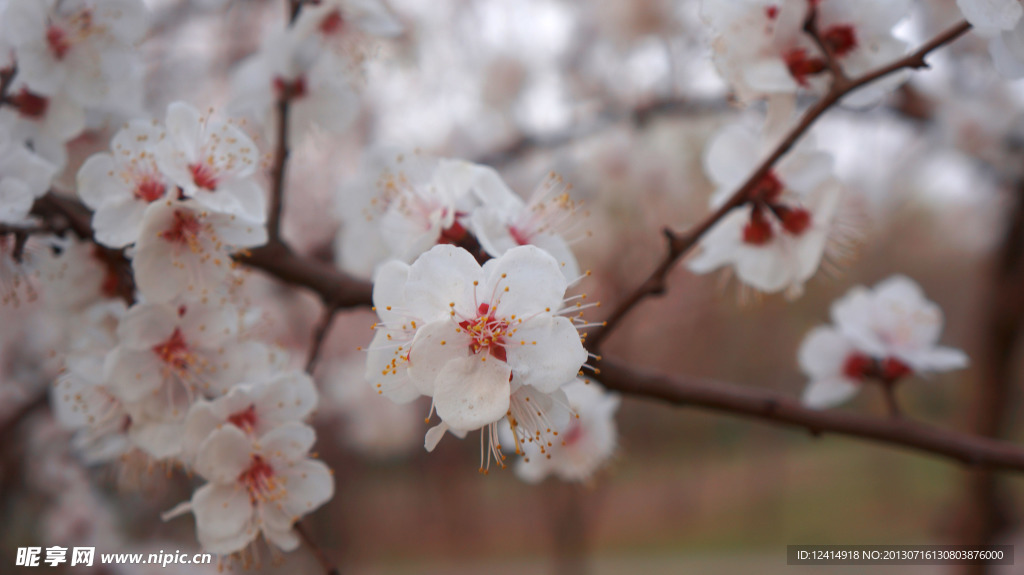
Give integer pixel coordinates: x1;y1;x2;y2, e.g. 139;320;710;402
230;0;403;145
702;0;911;107
956;0;1024;78
28;0;416;561
799;276;968;409
336;149;584;280
0;0;149;171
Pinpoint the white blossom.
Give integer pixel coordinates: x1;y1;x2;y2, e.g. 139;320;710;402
800;276;969;409
103;300;240;458
0;84;84;171
132;199;266;304
293;0;404;42
163;423;333;555
230;30;359;145
155;102;266;222
3;0;148;108
182;370;318;462
368;244;587;469
468;170;582;281
515;379;619;484
78;119;171;248
335;151;486;278
701;0;910;106
688;122;842;296
0;113;57;224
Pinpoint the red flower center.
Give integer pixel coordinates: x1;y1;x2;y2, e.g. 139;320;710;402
742;205;774;246
509;225;532;246
822;25;858;58
159;210;202;244
189;163;219;191
46;26;71;60
842;352;873;380
320;10;345;35
238;454;276;503
842;353;914;383
273;76;308;100
11;89;49;119
784;48;826;87
152;328;190;369
439;220;468;244
459;302;510;362
134;175;166;203
227;404;258;433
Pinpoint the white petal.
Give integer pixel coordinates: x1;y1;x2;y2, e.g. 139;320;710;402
260;422;316;467
956;0;1022;31
433;355;512;432
797;326;855;379
405;244;483;319
505;317;586;393
801;377;860;410
192;484;257;555
195;426;255;483
484;245;567;318
0;178;33;223
407;320;469;396
279;459;334;519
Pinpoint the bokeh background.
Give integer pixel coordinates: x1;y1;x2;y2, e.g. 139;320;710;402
4;0;1024;573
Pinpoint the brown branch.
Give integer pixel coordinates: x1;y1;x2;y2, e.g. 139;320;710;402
593;358;1024;472
266;96;291;242
0;390;48;442
237;241;372;307
295;521;340;575
585;19;973;351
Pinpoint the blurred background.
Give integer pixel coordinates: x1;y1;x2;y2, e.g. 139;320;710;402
4;0;1024;573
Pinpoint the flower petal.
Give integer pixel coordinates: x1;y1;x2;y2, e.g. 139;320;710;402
433;355;512;432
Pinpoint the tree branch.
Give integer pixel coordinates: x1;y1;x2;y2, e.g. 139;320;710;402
585;19;973;351
593;357;1024;472
237;241;372;308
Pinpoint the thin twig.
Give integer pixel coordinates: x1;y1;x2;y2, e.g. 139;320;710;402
295;522;339;575
0;390;48;441
266;96;291;242
586;20;973;351
881;382;902;419
0;64;16;106
593;357;1024;472
803;7;849;85
266;0;309;242
306;304;340;373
